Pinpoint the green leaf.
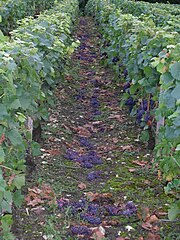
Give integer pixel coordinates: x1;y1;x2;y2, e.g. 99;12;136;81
0;189;3;200
171;85;180;100
161;72;174;85
19;93;31;110
140;130;149;142
176;144;180;151
0;104;9;120
1;200;12;213
31;142;41;156
170;62;180;80
13;190;24;207
8;129;23;146
13;174;25;189
1;215;13;231
9;99;21;110
168;202;180;221
157;62;164;73
0;146;5;163
130;84;138;94
2;231;15;240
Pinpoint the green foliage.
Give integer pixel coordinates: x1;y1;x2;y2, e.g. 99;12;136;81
0;0;79;237
168;201;180;221
139;0;180;4
86;0;180;220
0;0;56;35
111;0;180;32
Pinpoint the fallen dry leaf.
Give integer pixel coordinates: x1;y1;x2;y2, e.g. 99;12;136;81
154;211;167;217
146;232;161;240
102;219;120;227
91;226;105;240
121;145;133;151
141;222;159;232
25;184;55;207
128;168;136;173
31;206;45;214
78;182;87;190
141;222;153;231
85;192;113;203
43;149;61;156
76;126;91;137
132;160;148;167
146;214;159;224
138;207;151;221
158;170;162;180
25;197;44;207
28;187;42;195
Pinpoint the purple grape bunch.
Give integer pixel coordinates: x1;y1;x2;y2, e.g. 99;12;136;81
71;225;92;236
105;205;121;216
122;201;137;216
87;171;102;181
125;97;136;112
81;214;102;225
123;82;131;92
64;150;102;168
79;137;94;150
136;99;154;124
112;56;120;64
105;201;137;216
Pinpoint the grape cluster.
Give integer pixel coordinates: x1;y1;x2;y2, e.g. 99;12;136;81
122;201;137;216
105;201;137;216
125;97;136;112
58;196;137;235
64;149;102;168
105;205;120;216
81;214;102;225
86;171;102;181
112;56;120;64
136;99;154;124
64;149;79;161
57;198;69;210
79;137;94;150
71;225;92;236
123;69;128;78
70;199;87;214
123;79;155;126
123;82;131;92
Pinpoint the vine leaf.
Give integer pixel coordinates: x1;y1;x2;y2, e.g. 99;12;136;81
168;202;180;221
13;174;25;190
170;62;180;80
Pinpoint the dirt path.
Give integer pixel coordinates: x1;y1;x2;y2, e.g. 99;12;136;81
13;17;179;240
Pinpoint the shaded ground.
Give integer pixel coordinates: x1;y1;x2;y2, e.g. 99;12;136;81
13;17;179;240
